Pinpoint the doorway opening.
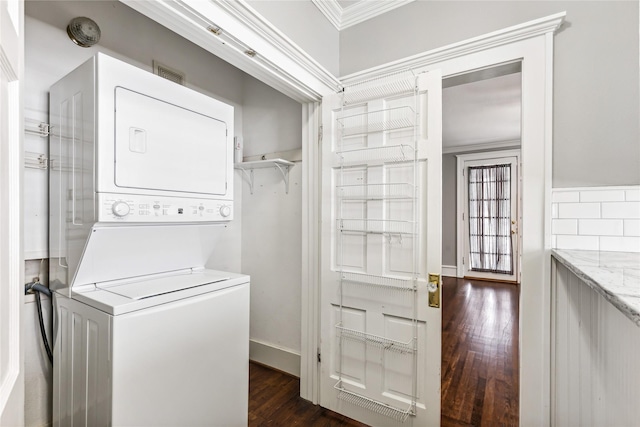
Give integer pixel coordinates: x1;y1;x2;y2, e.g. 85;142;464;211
440;63;522;425
440;61;522;284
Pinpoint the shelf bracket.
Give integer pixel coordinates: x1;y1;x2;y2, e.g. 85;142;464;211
239;168;255;194
274;162;291;194
234;158;294;195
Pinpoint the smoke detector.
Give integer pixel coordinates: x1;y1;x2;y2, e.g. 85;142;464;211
66;17;101;48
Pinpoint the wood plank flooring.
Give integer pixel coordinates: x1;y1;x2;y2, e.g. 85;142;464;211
249;277;519;427
249;362;368;427
441;277;519;427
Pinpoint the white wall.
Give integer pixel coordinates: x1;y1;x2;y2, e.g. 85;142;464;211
240;75;303;374
246;0;339;76
24;1;303;424
339;1;640;188
242;76;303;157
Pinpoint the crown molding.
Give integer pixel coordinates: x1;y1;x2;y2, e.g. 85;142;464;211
312;0;415;31
443;139;521;155
340;12;566;84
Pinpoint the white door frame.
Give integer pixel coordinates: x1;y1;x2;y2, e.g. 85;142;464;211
0;0;24;423
112;3;563;423
456;149;521;282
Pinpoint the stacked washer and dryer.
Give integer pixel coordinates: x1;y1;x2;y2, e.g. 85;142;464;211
49;53;249;426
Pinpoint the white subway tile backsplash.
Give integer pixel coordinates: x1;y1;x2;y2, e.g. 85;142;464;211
552;191;580;203
625;189;640;201
579;190;626;202
556;235;600;251
552;186;640;252
578;219;624;236
624;220;640;237
599;236;640;253
558;203;601;219
601;202;640;219
552;219;578;235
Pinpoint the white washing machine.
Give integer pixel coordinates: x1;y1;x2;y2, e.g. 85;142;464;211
49;54;248;426
54;267;249;426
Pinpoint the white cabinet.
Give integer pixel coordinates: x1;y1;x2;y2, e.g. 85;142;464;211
551;258;640;426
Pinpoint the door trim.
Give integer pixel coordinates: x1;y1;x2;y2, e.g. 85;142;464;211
456;149;521;281
0;0;24;421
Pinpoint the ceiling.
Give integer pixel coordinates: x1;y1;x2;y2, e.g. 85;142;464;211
442;67;522;152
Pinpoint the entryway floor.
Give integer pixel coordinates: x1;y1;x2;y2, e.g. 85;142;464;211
441;277;520;426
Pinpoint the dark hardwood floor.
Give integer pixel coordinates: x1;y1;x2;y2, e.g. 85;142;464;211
249;362;368;427
441;277;519;427
249;277;519;427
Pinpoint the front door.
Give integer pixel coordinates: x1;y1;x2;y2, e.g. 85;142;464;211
320;70;442;426
460;152;520;283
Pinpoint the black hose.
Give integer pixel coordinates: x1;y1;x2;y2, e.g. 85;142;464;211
25;281;53;364
30;283;51;298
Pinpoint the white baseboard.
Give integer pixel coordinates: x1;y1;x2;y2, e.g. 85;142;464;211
442;265;458;278
249;339;301;377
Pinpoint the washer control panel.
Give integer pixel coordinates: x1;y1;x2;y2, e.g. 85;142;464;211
99;194;233;222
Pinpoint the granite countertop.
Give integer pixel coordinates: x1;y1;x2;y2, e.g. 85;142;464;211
552;249;640;327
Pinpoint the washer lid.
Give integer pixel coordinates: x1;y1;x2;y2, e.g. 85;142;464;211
97;270;231;300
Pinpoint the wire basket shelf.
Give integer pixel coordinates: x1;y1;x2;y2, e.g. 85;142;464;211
337;183;415;200
335;144;414;165
336;324;415;354
334;381;413;422
337;218;414;235
341;271;415;291
342;71;416;106
337;106;415;137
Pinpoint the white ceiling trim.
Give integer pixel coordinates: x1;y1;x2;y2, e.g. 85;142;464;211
312;0;416;31
443;139;521;155
120;0;341;103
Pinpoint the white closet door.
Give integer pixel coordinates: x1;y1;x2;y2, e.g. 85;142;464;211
319;71;442;426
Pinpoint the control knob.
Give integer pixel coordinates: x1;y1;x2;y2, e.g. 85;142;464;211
219;205;231;218
111;201;131;217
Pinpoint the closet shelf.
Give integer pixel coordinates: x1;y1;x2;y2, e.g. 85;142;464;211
337;183;415;200
338;218;414;235
334;381;413;422
336;324;415;354
234;158;294;195
335;144;415;166
337;106;415;137
340;271;415;291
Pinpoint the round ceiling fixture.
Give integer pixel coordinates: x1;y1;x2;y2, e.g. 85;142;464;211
66;17;101;48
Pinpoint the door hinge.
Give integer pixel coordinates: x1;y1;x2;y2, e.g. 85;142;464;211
317;349;321;363
462;212;465;220
318;125;323;144
462;257;465;265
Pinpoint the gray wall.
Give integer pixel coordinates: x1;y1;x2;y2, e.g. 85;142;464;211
340;1;640;187
247;0;340;76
